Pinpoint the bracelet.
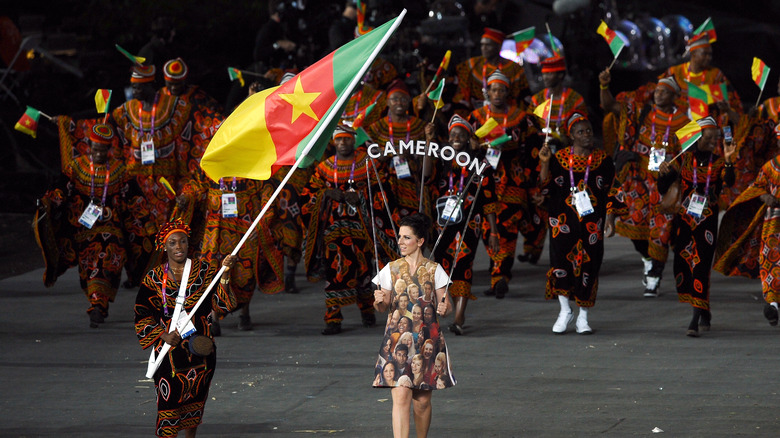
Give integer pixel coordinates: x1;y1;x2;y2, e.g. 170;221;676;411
220;278;230;285
490;232;498;237
599;84;609;90
724;162;734;168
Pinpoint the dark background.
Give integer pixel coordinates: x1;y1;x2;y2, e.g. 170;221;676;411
1;0;779;214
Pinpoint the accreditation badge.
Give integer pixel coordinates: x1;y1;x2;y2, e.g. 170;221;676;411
221;193;238;218
176;310;197;339
140;137;156;165
648;148;666;172
78;201;103;229
687;193;707;218
573;189;594;218
393;156;412;179
436;195;463;226
486;147;501;169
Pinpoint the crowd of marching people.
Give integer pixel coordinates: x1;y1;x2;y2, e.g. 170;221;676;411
26;1;780;436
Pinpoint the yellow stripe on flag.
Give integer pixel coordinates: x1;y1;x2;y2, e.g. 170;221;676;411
201;86;279;181
474;118;499;138
95;89;111;114
533;98;552;120
675;119;702;151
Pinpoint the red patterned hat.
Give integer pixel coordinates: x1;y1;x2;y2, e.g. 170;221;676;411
448;114;473;135
481;28;505;45
155;218;191;250
541;55;566;73
163;58;188;82
387;78;410;97
89;123;114;145
567;112;588;133
130;65;156;83
688;33;711;51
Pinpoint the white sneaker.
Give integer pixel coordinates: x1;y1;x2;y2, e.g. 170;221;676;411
552;311;573;334
644;276;660;298
642;257;653;286
576;314;593;334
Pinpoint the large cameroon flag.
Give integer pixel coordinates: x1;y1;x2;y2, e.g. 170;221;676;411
201;13;404;182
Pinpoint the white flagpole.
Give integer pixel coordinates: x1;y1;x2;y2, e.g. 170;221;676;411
146;9;408;378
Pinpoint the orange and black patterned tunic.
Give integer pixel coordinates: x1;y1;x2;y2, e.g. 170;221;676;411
658;149;735;310
541;148;626;307
454;56;530;110
134;258;236;437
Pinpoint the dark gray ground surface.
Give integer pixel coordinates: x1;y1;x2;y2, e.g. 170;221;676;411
1;213;778;437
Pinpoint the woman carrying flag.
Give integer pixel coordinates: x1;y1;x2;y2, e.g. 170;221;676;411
657;116;736;337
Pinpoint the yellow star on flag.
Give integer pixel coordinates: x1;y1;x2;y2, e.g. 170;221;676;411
278;78;321;124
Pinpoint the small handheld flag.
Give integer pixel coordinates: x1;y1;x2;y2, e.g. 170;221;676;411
693;17;716;43
752;57;770;90
158;176;176;198
115;44;145;66
95;89;112;114
705;83;728;103
597;20;625;59
510;26;535;54
532;98;553;120
475;118;500;139
687;82;709;120
489;134;511;147
427;78;446;110
674;120;703;157
352;102;376;129
227;67;245;87
423;50;452;96
14;106;41;138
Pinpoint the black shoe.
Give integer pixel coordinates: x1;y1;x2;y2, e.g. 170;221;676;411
699;310;711;332
516;254;529;263
764;303;779;326
238;314;252;331
321;322;342;335
88;307;105;328
211;317;222;337
517;253;540;265
449;323;464;335
284;273;299;294
483;287;496;297
122;279;138;289
494;279;508;299
362;313;376;328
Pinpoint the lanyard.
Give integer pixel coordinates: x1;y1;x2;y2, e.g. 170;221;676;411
650;109;673;147
161;263;171;317
545;88;567;127
448;165;467;195
388;114;411;145
481;61;503;94
568;148;593;192
351;89;363;118
219;177;237;192
138;92;160;140
89;162;111;206
692;154;713;195
333;155;357;188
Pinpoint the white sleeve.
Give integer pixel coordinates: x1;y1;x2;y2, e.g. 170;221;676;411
372;264;392;290
433;264;450;289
